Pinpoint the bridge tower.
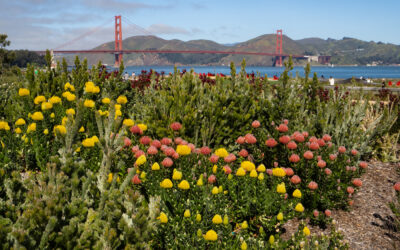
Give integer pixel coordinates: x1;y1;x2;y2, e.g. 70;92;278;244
114;15;123;67
275;29;283;67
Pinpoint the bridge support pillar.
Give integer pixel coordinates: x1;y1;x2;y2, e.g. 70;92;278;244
275;29;283;67
114;15;123;67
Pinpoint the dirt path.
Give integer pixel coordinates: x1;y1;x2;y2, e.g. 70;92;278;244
331;161;400;249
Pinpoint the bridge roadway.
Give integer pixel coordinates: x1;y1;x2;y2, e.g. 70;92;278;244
35;50;307;58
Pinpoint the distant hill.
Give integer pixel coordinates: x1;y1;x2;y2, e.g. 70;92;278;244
59;35;400;66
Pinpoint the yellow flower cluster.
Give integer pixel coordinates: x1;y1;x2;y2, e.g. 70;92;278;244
18;88;30;96
31;112;44;121
172;169;182;180
212;214;222;224
293;189;302;198
27;123;36;133
64;82;75;91
0;121;10;130
98;110;109;116
49;96;61;104
137;124;147;131
15;118;26;126
116;95;128;104
215;148;228;158
66;109;75;115
84;99;95;108
15;127;22;134
82;136;99;147
295;203;304;212
178;180;190;190
277;182;286;193
184;209;191;218
123;119;135;127
41;102;53;111
203;230;217;241
62;91;76;101
257;164;266;172
135;155;147;166
102;97;111;104
176;144;191;156
160;178;173;188
85;81;100;94
54;125;67;135
303;226;310;236
236;167;246;176
272;168;286;177
151;162;160;170
34;96;46;105
158;212;168;223
241;161;255;171
79;126;85;132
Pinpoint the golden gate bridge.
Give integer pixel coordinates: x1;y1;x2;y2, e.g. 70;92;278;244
34;16;330;67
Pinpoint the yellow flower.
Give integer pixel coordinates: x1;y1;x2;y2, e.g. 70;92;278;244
241;241;248;250
242;221;248;229
117;95;128;104
241;161;255;171
212;165;218;173
41;102;53;111
151;162;160;171
62;117;68;126
102;97;111;104
215;148;228;158
64;82;75;91
98;110;109;116
123;119;135;127
249;169;258;178
140;171;146;180
50;113;55;118
159;212;168;223
228;174;233;180
258;173;264;181
223;215;229;225
66;108;75;115
137;123;147;131
107;173;113;183
91;136;99;143
18;88;30;96
115;109;122;119
184;209;191;218
31;112;44;121
15;127;22;134
277;212;284;221
85;81;95;87
2;122;10;131
34;95;46;105
303;226;310;236
160;178;173;188
27;123;37;133
135;155;147;166
196;176;204;186
196;213;202;222
295;203;305;212
43;129;49;135
75;147;81;153
277;182;286;194
15;118;26;126
49;96;61;104
293;189;302;198
236;167;246;176
66;93;76;101
197;229;202;237
269;235;275;244
84;99;95;108
257;164;266;172
54;125;67;135
212;214;222;224
82;138;95;147
172;169;182;180
176;144;191;155
218;185;223;193
211;186;219;194
84;83;95;93
272;168;286;177
178;180;190;190
203;230;218;241
115;104;122;110
79;126;85;132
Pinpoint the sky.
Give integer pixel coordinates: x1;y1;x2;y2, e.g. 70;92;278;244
1;0;400;50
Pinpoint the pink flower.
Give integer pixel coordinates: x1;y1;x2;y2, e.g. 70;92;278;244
329;154;337;161
245;133;257;144
322;134;331;142
317;139;325;147
223;165;232;174
290;175;301;184
359;161;368;169
147;146;158;155
161;137;172;145
346;166;351;171
347;186;354;194
309;142;320;150
283;119;289;125
124;137;132;147
130;125;143;134
302;131;309;138
279;135;291;144
394;182;400;191
200;146;211;155
308;181;318;190
352;179;362;187
161;157;173;167
172;152;179;159
170;122;182;131
313;210;319;217
161;145;168;151
238;149;249;158
289;154;300;163
236;136;246;144
317;160;326;168
266;169;273;176
140;136;151;145
181;140;188;145
188;143;196;151
174;137;183;145
224;153;236;163
135;150;145;158
251;120;260;128
303;151;314;160
265;138;278;147
277;124;289;133
209;154;219;163
351;149;358;156
132;174;141;184
287;141;297;150
327;142;333;148
324;209;332;217
151;140;162;148
309;136;318;143
164;147;175;157
208;174;216;184
324;168;332;175
284;168;294;176
131;145;139;153
338;146;346;154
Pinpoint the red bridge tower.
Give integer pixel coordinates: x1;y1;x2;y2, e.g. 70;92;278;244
276;29;283;67
114;15;123;67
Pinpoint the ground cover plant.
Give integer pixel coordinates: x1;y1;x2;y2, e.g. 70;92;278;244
0;56;398;248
